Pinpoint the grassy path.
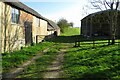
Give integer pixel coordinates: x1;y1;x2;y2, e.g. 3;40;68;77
13;28;120;79
43;44;70;78
3;47;50;78
16;43;73;78
43;49;65;78
4;36;120;79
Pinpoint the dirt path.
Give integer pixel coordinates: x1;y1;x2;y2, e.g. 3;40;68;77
3;43;72;78
2;48;50;78
43;44;69;78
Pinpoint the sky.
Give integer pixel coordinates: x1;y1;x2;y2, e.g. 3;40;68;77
19;0;88;27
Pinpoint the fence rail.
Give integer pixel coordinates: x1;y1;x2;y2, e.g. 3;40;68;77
74;36;120;47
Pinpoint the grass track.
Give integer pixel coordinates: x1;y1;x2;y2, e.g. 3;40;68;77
3;27;120;79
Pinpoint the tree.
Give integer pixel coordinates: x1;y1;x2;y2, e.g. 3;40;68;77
57;18;70;33
86;0;119;44
69;22;74;27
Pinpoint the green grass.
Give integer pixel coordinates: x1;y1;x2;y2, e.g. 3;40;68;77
46;27;81;43
2;42;53;73
60;27;80;36
62;42;120;79
46;30;120;79
17;43;63;78
2;26;120;79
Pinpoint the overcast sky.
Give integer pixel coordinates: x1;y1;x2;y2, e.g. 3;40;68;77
19;0;88;27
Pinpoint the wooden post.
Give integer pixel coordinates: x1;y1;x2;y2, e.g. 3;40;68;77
118;39;120;50
93;40;95;48
108;39;110;45
75;41;77;47
78;42;80;47
93;37;95;48
74;41;80;47
36;35;38;44
90;16;93;37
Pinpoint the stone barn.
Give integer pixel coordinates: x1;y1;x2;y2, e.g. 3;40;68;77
0;1;60;53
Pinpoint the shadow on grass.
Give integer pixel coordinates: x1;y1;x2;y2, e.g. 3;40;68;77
46;35;114;43
45;35;120;79
70;45;119;53
63;48;120;79
45;35;83;43
81;63;120;79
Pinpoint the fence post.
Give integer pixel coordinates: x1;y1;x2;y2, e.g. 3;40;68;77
92;37;95;48
78;42;80;47
74;36;80;47
108;39;110;45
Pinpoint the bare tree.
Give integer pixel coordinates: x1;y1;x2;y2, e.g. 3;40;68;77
87;0;119;44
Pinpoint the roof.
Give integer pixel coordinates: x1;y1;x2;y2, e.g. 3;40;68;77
47;20;60;30
3;0;44;19
40;17;60;30
47;25;54;31
2;0;60;30
81;9;120;21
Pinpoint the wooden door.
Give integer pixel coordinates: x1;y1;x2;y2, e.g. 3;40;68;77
24;21;33;45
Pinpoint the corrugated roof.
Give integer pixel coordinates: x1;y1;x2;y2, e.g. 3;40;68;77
81;10;110;21
81;9;120;21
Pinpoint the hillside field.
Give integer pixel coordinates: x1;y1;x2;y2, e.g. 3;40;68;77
60;27;80;36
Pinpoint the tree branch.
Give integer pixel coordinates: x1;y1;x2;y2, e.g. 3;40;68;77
116;1;119;10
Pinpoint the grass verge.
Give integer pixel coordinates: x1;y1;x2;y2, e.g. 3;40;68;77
2;42;53;73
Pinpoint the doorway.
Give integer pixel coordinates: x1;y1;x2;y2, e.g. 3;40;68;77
24;21;33;45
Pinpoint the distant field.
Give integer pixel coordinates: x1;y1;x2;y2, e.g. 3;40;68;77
60;27;80;36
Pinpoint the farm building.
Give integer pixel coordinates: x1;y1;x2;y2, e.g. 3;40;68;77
47;19;60;36
81;10;120;38
39;17;60;38
0;1;60;53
